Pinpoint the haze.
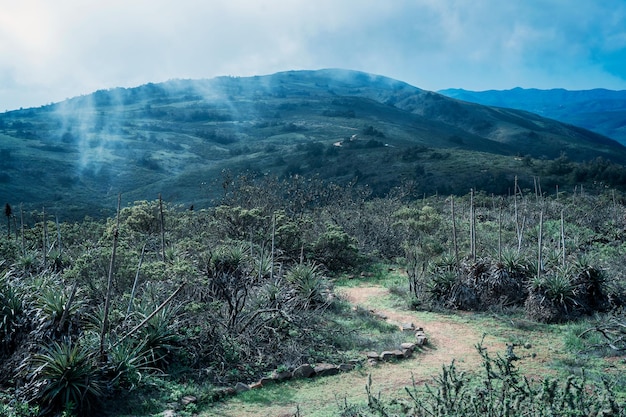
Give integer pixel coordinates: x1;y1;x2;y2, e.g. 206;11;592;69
1;0;626;112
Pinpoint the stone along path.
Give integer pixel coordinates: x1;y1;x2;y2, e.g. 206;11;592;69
211;283;513;417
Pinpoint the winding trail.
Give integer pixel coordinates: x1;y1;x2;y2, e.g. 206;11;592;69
211;284;553;417
341;285;504;374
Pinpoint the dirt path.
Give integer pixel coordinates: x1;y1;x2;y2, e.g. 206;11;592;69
211;284;516;417
342;285;505;374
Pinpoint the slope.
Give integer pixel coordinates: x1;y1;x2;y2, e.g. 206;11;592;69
438;87;626;145
1;69;625;218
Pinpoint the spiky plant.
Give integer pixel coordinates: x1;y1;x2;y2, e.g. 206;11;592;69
106;338;152;389
134;302;181;370
0;271;23;351
285;262;328;309
500;247;530;275
538;272;577;306
210;243;249;275
426;270;458;301
29;340;104;415
16;252;37;274
34;279;85;330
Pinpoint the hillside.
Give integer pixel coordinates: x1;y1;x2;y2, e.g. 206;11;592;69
2;69;626;217
438;87;626;145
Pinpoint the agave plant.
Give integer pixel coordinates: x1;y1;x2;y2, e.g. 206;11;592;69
0;271;23;350
426;270;458;301
285;262;328;309
133;301;181;370
106;338;152;389
500;247;529;275
541;272;577;306
29;340;104;415
33;278;85;330
210;243;249;275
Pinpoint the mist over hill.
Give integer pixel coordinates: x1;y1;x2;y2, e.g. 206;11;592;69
438;87;626;146
2;69;626;218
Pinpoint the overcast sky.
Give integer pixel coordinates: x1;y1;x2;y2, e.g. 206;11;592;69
2;0;626;111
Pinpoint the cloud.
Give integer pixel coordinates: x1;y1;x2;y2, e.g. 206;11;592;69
1;0;625;111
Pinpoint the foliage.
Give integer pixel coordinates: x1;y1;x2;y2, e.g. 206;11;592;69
285;262;328;309
311;224;360;272
27;340;104;415
2;178;626;414
340;342;624;416
0;270;23;351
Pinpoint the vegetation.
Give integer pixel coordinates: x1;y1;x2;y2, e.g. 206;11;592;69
340;340;623;417
2;70;626;219
0;172;624;415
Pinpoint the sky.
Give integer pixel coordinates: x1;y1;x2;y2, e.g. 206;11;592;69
1;0;626;112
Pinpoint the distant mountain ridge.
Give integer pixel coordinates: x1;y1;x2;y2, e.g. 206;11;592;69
2;69;626;217
438;87;626;145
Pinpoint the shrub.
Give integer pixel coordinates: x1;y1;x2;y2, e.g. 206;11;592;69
311;224;360;272
285;262;328;309
341;341;624;416
0;271;23;351
28;340;104;415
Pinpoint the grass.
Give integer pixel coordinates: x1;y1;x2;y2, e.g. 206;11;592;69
205;265;624;416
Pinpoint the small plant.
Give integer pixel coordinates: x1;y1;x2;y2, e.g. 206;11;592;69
285;262;328;309
106;338;151;389
28;340;104;415
0;271;23;350
33;278;85;330
340;341;624;417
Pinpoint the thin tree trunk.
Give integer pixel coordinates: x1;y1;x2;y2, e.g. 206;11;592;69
113;282;185;349
20;204;25;257
537;209;544;280
498;203;502;263
561;209;566;267
127;243;147;318
470;188;476;262
5;203;11;239
42;207;47;269
56;216;62;258
555;185;559;201
514;176;521;252
270;213;276;280
612;189;617;224
451;196;459;275
159;193;166;262
537;177;543;198
100;194;122;360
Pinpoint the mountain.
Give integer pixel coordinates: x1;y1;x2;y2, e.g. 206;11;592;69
2;69;626;218
438;87;626;146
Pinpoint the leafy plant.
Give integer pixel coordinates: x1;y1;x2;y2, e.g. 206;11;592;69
106;338;151;389
311;224;360;272
0;270;23;350
28;340;104;415
285;262;328;309
33;278;84;330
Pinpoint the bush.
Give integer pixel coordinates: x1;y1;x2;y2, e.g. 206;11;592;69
0;271;23;352
311;224;360;272
27;340;104;415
